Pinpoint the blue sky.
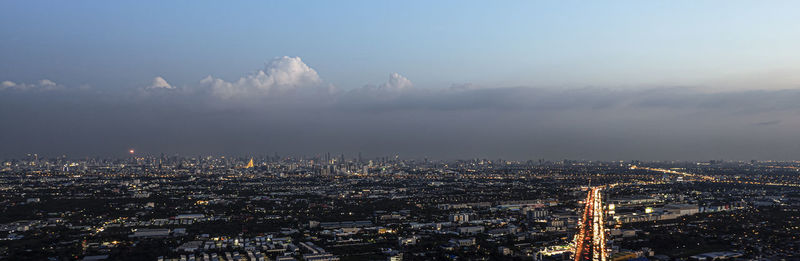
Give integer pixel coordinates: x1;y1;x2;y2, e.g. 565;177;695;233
3;1;799;91
3;1;800;160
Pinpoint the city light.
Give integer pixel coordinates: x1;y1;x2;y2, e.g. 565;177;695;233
574;187;608;261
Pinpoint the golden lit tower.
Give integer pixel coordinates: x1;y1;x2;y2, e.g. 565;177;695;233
244;158;254;169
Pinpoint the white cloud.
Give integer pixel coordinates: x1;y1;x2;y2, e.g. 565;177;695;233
0;79;61;91
39;79;56;87
147;76;174;89
200;56;324;99
1;81;16;88
346;73;414;100
376;73;413;91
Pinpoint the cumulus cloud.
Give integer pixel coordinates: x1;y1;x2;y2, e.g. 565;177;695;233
39;79;57;87
355;73;413;93
378;73;413;91
0;79;61;91
199;56;326;99
340;73;417;105
147;76;174;89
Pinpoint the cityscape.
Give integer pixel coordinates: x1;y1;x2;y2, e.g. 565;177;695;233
0;154;798;260
3;1;800;260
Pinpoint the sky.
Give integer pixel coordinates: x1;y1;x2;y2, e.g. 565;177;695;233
2;1;800;160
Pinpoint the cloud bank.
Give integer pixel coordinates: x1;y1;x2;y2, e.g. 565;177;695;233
2;57;800;160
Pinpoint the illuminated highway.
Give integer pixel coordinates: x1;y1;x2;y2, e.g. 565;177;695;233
573;187;607;261
630;165;715;181
632;165;800;187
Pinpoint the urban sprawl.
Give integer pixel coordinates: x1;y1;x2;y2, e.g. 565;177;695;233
1;154;798;261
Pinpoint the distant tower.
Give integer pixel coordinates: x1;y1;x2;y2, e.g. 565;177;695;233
573;187;607;261
244;158;254;169
128;149;136;164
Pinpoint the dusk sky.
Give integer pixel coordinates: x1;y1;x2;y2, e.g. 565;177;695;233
2;1;800;160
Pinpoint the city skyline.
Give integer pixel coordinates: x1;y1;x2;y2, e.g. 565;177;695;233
1;153;797;260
